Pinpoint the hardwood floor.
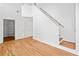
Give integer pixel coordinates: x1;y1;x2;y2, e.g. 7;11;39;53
60;40;75;49
4;36;15;42
0;37;76;56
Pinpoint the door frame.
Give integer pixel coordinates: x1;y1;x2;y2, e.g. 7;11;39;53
3;19;15;41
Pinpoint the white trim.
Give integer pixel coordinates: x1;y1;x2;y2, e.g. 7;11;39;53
62;39;75;43
15;35;32;40
0;42;2;43
33;37;79;55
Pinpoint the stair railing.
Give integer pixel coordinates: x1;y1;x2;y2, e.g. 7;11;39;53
34;3;64;40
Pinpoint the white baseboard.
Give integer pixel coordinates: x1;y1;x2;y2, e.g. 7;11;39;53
33;37;79;55
62;38;75;43
0;41;3;44
15;35;32;40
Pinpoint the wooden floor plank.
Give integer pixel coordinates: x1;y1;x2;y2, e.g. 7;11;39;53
60;40;75;49
4;36;15;42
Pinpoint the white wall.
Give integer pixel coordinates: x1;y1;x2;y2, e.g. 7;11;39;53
15;17;33;39
15;19;25;39
24;17;33;37
0;3;21;19
76;3;79;50
0;20;3;43
33;5;59;45
38;3;75;42
21;4;32;17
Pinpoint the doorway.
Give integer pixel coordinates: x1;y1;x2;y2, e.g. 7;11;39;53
3;19;15;42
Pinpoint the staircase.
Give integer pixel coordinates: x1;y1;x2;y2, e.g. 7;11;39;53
34;3;64;43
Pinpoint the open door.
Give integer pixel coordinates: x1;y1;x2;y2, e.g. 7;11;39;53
3;19;15;42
